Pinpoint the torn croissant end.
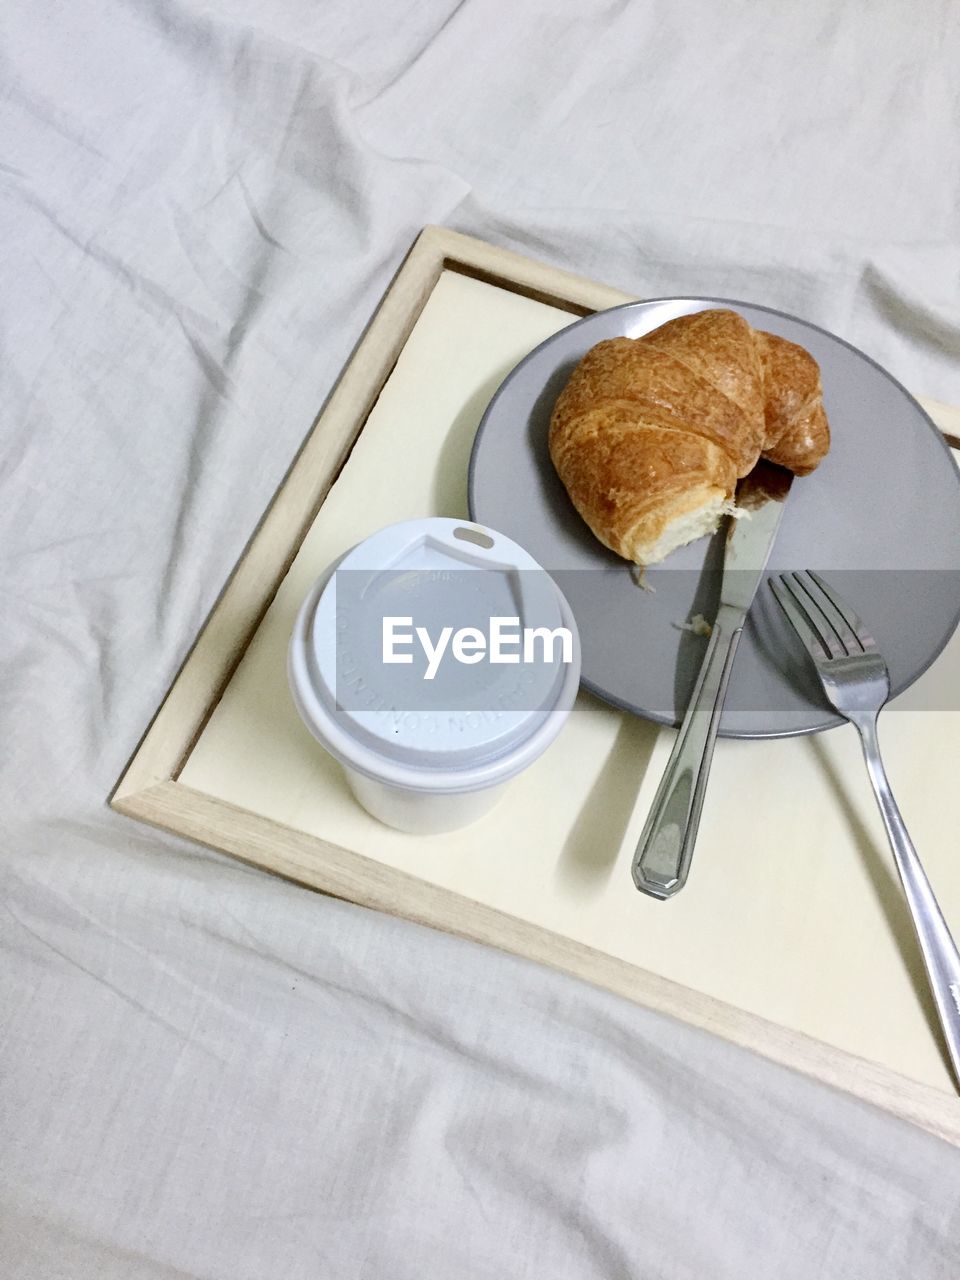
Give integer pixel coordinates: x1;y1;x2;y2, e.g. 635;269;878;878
621;492;740;567
548;308;830;567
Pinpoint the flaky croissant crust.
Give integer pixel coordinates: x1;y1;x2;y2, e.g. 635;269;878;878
548;309;830;564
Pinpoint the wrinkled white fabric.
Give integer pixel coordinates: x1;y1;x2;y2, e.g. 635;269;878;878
2;1;959;1276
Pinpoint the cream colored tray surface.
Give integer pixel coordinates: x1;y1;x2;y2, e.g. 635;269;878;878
114;228;960;1145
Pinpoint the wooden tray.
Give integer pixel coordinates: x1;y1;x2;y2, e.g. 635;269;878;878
112;226;960;1144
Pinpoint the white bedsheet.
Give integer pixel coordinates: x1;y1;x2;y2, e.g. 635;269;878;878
2;2;959;1276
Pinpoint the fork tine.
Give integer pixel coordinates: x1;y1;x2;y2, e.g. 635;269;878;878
805;570;877;652
770;575;832;662
781;572;847;658
792;571;861;657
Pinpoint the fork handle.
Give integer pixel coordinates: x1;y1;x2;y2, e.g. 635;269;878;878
632;604;744;899
858;716;960;1088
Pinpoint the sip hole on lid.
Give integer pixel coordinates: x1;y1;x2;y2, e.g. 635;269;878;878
452;526;495;549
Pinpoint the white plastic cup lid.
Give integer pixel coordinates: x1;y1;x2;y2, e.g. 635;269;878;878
291;518;580;778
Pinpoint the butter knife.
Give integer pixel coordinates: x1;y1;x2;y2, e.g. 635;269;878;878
632;465;793;899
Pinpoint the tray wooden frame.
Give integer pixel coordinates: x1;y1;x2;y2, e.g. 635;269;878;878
111;225;960;1145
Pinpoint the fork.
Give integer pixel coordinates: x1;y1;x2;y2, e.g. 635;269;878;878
771;570;960;1088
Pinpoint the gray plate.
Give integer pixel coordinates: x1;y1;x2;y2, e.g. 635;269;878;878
467;297;960;738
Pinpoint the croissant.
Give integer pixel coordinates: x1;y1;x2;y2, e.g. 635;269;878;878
548;309;830;565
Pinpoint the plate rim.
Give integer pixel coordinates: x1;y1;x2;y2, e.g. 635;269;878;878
467;295;960;739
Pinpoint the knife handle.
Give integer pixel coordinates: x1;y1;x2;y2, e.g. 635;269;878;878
632;605;744;900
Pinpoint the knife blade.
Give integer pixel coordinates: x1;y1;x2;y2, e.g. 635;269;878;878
721;461;794;609
632;464;793;900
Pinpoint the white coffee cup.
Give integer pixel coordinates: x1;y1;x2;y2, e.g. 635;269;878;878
288;517;581;833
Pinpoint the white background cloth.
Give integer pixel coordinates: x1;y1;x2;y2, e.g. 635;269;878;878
2;2;960;1276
